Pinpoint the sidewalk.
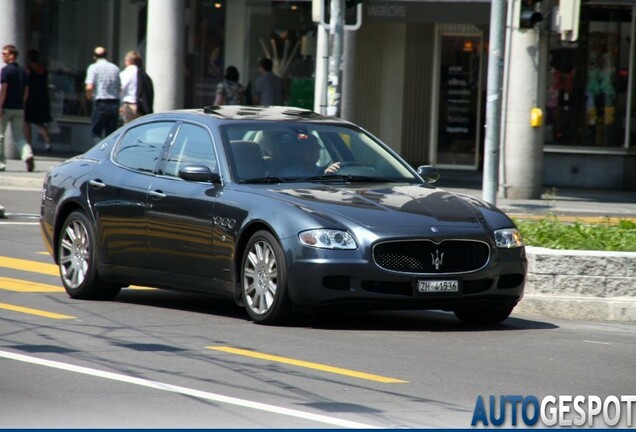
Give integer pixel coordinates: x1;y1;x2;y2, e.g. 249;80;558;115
2;155;636;218
435;169;636;221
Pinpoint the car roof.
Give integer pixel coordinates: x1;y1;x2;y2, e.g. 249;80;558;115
140;106;355;128
202;105;337;122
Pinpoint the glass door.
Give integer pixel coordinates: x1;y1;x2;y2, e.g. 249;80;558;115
435;33;483;169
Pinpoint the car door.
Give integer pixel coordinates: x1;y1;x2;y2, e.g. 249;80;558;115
146;122;220;279
88;121;176;270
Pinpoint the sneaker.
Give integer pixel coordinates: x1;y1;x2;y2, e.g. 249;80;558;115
26;157;35;172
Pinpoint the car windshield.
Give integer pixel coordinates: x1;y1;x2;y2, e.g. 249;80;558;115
221;123;419;184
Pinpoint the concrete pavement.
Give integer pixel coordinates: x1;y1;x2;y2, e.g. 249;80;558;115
1;153;635;322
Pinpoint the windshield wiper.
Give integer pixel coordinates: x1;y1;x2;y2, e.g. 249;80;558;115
239;176;289;184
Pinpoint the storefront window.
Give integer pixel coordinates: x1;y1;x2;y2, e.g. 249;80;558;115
436;34;483;168
185;0;226;108
26;0;147;120
242;1;317;108
25;0;317;121
545;5;634;148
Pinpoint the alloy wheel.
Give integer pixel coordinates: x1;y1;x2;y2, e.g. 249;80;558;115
243;240;278;315
59;218;91;290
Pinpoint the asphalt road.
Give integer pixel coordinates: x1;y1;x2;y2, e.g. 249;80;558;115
0;189;635;428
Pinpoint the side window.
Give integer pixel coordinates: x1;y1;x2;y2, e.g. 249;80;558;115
163;123;217;178
114;122;174;173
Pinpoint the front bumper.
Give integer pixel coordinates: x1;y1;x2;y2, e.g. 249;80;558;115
282;237;526;310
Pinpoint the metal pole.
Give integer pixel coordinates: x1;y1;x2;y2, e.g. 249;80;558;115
327;0;344;117
314;23;329;114
482;0;507;205
341;29;356;121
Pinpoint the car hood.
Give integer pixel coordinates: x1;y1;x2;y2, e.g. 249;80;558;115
267;183;485;228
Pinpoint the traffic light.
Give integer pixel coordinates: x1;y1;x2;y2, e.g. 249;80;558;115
313;0;363;30
519;0;543;29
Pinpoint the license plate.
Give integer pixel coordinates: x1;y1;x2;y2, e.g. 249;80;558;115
417;280;459;293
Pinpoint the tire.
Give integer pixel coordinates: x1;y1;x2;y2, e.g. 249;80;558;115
453;303;515;325
241;230;291;325
58;210;121;300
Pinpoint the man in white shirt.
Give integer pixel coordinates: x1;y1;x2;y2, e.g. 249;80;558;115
119;51;141;123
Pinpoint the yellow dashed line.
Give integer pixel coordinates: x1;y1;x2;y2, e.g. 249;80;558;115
0;277;64;293
0;302;74;319
0;256;58;276
208;346;407;384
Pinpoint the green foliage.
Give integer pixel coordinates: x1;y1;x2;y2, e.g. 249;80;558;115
514;215;636;252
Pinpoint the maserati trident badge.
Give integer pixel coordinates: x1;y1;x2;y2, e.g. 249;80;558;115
431;249;444;270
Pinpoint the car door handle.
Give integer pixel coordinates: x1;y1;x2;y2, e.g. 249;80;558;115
149;190;167;200
89;180;106;189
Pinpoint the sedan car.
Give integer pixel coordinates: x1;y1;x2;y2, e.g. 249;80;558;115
40;106;526;325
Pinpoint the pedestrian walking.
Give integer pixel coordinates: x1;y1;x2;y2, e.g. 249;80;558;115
252;58;283;106
119;50;141;123
85;46;121;140
136;56;154;117
24;49;53;152
0;44;35;172
214;66;245;106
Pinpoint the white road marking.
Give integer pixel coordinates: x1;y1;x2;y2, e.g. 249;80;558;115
0;350;378;429
583;340;611;345
0;222;40;225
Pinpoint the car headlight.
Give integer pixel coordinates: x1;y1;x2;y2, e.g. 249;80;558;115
298;229;357;250
494;228;524;248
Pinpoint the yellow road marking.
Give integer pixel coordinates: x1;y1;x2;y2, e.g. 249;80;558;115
0;302;74;319
0;277;64;293
0;256;58;276
208;346;407;384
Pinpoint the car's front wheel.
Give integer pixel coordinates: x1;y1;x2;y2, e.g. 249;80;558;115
58;210;121;300
241;230;291;325
453;303;515;325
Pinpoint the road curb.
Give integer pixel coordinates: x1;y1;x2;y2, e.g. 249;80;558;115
523;247;636;322
517;294;636;322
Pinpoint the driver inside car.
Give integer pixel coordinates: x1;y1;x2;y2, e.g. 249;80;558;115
277;133;341;177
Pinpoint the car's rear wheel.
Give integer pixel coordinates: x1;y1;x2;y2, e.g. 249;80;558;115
241;230;291;325
58;211;121;300
453;303;515;325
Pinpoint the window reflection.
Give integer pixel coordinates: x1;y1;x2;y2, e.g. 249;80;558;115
545;6;633;148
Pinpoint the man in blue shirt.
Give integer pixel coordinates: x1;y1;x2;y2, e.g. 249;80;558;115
85;46;121;141
252;58;283;106
0;44;34;172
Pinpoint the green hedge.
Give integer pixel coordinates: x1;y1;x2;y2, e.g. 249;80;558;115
514;216;636;252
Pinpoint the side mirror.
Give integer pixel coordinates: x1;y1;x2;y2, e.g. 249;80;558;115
417;165;440;184
179;164;221;183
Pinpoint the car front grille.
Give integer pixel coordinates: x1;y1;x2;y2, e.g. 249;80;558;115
373;239;490;274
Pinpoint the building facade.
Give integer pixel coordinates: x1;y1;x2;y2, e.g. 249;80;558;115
3;0;635;190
